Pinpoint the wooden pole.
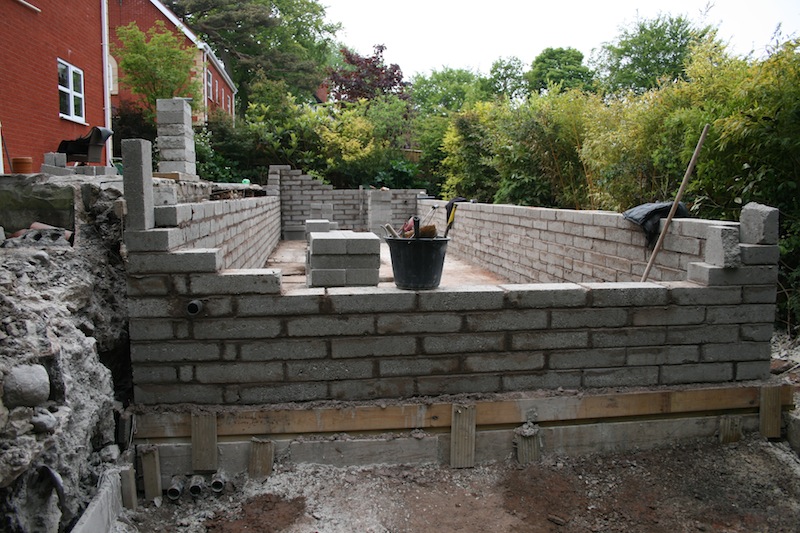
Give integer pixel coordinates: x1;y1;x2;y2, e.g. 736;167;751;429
640;123;710;282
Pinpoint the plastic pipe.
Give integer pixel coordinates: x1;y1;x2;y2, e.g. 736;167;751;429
167;475;185;501
210;471;227;494
189;475;205;497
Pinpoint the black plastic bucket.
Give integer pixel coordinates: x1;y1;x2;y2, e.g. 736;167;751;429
385;237;449;290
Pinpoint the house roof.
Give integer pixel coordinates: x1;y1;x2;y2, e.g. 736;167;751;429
148;0;237;94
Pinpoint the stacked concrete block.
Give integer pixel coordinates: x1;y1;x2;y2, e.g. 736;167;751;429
368;189;392;235
40;152;74;176
156;99;197;178
306;231;381;287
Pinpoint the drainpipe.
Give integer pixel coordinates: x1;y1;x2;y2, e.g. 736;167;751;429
100;0;113;165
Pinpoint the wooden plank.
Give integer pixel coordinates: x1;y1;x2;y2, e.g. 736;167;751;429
133;385;792;440
719;415;743;444
248;438;274;481
450;404;476;468
760;385;783;438
120;465;138;510
140;445;162;502
515;424;542;464
191;413;218;472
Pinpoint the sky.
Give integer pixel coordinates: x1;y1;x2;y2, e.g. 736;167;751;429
322;0;800;78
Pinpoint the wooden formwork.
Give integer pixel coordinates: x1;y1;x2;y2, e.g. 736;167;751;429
130;384;794;491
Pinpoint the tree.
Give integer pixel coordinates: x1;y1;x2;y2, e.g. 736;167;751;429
526;47;595;94
485;57;528;101
410;67;489;115
328;45;407;102
113;20;201;121
167;0;339;108
593;14;709;94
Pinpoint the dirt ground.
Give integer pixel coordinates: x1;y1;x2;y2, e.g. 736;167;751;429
111;433;800;533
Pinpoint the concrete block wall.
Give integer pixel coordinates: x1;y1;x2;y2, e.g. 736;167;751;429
270;165;423;235
130;272;776;405
305;231;381;287
126;195;281;272
419;200;740;284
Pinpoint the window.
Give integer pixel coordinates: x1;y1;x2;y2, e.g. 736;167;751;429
214;79;219;103
58;59;85;122
206;71;212;97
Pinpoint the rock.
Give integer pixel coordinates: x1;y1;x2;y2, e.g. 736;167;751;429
31;407;58;433
100;444;121;463
3;364;51;407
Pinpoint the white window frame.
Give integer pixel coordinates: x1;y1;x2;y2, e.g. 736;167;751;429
206;71;213;99
58;59;85;123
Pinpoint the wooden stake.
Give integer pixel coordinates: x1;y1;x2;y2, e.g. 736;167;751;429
120;465;138;510
515;424;542;464
191;413;218;472
641;123;710;282
718;415;743;444
760;385;783;438
140;446;162;502
248;438;274;481
450;404;476;468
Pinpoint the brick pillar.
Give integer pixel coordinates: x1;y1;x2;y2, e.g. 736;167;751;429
122;139;154;231
156;98;196;176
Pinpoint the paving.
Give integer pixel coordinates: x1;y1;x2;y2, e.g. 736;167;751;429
267;239;509;290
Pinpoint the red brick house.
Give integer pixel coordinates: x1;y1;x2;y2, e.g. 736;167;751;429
0;0;113;171
108;0;237;124
0;0;236;173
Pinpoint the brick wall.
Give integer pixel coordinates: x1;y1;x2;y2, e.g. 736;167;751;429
272;166;423;233
420;200;739;284
125;194;281;271
127;193;778;405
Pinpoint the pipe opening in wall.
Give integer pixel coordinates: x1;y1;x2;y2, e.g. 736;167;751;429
186;300;203;316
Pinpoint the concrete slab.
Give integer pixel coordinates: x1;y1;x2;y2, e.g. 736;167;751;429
268;240;508;289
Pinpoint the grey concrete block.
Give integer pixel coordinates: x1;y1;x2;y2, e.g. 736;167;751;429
422;332;505;354
739;244;780;265
192;318;282;340
285;359;374;381
124;228;184;252
379;356;460;377
188;270;281;295
40;164;74;176
551;308;628;329
736;361;770;381
591;327;666;348
154;204;193;227
153;181;178;205
238;382;327;403
122;139;154;230
416;374;501;396
195;362;283;383
345;268;380;286
283;226;306;240
131;342;221;363
307;269;346;287
465;309;548;331
159;148;196;161
331;336;417;358
501;283;588;308
286;315;374;337
687;263;778;286
126;274;171;296
126;248;223;274
326;287;416;314
705;225;742;268
660;363;733;384
740;202;779;244
583;366;659;387
288;437;439;467
159;161;196;175
237;292;323;316
305;219;331;234
346;232;381;254
134;384;223;404
329;378;416;400
309;232;348;254
512;330;589;351
157;123;193;137
549;348;626;369
44;152;67;167
626;345;699;366
664;282;742;306
417;286;505;312
502;371;583;391
463;352;546;373
309;254;379;270
240;339;327;361
133;365;178;383
702;341;771;362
